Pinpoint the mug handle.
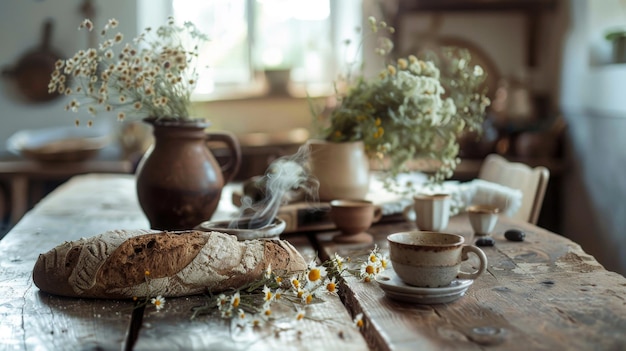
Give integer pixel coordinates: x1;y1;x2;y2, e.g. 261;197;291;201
373;206;383;223
206;131;242;183
457;245;488;280
402;204;415;222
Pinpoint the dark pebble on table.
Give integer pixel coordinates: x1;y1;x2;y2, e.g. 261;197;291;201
504;229;526;241
475;237;495;246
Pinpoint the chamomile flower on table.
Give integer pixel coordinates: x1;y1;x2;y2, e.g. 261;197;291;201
150;295;165;311
263;285;274;303
221;308;233;319
236;309;247;327
264;264;272;279
248;314;264;329
261;303;273;320
306;261;327;286
216;293;229;310
331;253;345;272
301;290;315;305
353;313;364;329
273;288;284;300
367;250;380;265
322;276;339;295
230;291;241;308
290;275;301;291
294;307;306;322
359;260;379;282
295;287;306;300
187;246;388;335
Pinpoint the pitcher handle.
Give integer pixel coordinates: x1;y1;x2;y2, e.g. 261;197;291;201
206;131;242;183
373;205;383;223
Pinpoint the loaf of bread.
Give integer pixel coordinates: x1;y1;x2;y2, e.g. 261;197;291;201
32;229;307;299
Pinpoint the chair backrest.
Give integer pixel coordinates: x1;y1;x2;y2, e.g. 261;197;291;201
478;154;550;224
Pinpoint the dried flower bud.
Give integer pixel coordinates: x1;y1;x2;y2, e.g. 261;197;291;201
80;19;94;31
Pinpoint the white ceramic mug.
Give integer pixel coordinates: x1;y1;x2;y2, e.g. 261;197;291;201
467;204;500;236
403;193;451;231
387;231;488;288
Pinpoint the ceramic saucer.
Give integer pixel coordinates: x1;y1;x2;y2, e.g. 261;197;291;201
375;269;473;304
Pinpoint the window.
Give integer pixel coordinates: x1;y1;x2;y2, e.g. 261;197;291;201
139;0;362;100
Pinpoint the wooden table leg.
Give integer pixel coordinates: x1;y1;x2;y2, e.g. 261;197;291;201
0;184;5;225
10;176;28;225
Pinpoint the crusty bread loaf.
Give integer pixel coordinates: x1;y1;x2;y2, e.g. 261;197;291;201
32;229;307;299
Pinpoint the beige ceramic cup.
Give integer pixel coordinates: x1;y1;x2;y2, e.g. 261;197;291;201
387;231;488;288
467;204;500;236
403;193;451;231
330;199;382;243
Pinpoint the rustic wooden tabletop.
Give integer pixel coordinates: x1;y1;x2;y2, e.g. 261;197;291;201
316;219;626;350
1;173;625;351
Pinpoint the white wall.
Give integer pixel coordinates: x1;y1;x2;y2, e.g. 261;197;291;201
392;11;563;101
560;0;626;275
0;0;138;150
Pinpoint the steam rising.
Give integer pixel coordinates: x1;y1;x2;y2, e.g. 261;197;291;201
232;146;319;229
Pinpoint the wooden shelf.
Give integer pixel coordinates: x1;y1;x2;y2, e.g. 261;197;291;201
392;0;558;67
0;156;132;226
395;0;557;12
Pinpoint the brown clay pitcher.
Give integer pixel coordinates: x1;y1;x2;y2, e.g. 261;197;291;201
135;118;241;230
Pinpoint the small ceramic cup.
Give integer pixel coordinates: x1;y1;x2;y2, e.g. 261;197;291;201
387;231;488;288
402;193;451;231
330;199;382;243
466;204;500;236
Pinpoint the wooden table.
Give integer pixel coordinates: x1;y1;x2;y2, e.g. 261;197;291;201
1;174;625;351
0;155;132;226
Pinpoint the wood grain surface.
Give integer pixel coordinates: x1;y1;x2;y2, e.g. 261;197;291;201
316;216;626;351
0;174;367;351
2;174;625;350
0;174;147;350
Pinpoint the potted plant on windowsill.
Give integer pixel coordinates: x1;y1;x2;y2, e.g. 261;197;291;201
48;17;242;230
606;27;626;64
308;17;490;199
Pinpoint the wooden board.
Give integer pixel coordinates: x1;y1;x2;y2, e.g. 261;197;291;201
316;216;626;351
0;174;369;351
0;174;147;350
3;173;625;351
134;232;368;351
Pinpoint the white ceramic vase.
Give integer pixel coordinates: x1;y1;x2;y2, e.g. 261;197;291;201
306;139;370;201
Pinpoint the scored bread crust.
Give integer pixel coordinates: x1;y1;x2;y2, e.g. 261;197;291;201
32;229;307;299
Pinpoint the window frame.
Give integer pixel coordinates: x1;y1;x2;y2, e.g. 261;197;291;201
137;0;362;101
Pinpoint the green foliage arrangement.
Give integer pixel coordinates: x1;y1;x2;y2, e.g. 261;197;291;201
316;17;491;185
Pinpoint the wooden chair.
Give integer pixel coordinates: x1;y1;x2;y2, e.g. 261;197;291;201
478;154;550;224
